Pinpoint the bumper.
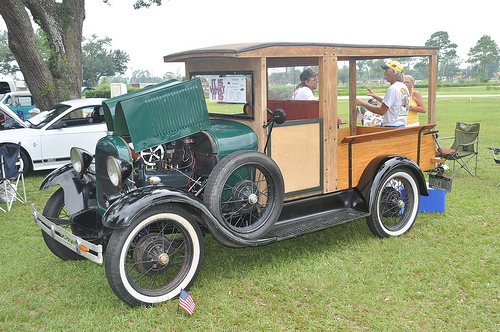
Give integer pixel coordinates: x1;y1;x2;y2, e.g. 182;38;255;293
31;204;103;264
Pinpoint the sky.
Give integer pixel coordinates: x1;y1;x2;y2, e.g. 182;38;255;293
2;0;500;78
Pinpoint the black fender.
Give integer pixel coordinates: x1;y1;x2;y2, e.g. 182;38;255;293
102;186;276;248
356;155;428;212
39;163;97;215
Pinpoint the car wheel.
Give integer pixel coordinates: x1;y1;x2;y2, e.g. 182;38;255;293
19;148;31;175
366;168;420;238
105;204;204;307
204;150;284;240
41;187;86;261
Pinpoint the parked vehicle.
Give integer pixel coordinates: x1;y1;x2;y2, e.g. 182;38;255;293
1;91;37;120
32;42;441;307
0;98;106;174
0;79;17;99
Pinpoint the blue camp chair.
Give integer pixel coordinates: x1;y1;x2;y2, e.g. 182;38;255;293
0;142;26;212
487;147;500;186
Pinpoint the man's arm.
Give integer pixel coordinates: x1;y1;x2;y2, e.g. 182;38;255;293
356;99;388;116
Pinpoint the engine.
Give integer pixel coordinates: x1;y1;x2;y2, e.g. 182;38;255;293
134;132;217;195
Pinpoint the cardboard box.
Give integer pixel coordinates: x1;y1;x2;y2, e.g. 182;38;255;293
419;187;447;213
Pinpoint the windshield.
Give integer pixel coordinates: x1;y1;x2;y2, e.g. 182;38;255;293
191;72;253;118
0;108;25;130
27;104;71;128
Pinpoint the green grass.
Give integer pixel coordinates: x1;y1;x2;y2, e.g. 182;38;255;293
1;95;499;331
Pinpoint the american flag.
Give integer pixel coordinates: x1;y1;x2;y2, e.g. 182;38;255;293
179;289;195;315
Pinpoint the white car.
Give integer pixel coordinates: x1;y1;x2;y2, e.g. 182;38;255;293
0;98;107;174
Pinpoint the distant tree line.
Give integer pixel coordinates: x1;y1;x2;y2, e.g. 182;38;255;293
267;31;500;86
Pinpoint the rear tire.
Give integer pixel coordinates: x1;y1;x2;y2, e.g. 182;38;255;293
366;168;420;238
105;204;204;307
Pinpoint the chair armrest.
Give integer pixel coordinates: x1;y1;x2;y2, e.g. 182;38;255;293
456;139;479;148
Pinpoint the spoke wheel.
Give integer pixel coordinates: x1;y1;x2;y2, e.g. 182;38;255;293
41;187;86;261
105;204;203;307
366;168;420;238
204;150;284;240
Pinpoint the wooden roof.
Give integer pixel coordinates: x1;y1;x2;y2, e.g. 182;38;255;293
163;42;438;63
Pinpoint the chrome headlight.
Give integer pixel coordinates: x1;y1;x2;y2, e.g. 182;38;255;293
106;156;132;187
70;147;93;175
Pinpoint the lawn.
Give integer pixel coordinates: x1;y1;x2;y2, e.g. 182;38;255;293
0;95;499;331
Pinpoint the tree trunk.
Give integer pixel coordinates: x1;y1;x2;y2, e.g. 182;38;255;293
0;0;84;110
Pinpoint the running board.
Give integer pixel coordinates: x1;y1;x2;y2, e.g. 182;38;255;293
263;208;370;241
258;188;370;242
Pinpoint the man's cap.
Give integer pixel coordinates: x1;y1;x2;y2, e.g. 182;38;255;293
381;61;404;73
300;68;318;81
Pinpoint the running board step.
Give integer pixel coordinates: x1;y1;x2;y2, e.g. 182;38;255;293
260;208;370;242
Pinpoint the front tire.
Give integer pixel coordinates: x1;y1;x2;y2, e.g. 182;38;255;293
105;204;204;307
366;168;420;238
41;188;86;261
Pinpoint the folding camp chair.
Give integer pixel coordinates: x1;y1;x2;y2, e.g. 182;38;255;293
487;147;500;186
436;122;480;178
0;142;26;212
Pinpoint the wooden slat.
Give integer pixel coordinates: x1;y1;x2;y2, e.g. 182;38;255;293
349;59;357;136
320;56;338;192
342;124;436;144
427;52;438;124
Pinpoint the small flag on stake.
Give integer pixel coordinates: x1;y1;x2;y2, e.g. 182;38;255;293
179;289;195;315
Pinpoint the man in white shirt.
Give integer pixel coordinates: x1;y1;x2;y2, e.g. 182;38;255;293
355;61;409;128
294;68;318;100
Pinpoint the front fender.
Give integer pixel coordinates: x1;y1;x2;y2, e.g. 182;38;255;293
102;186;275;248
39;163;97;215
357;155;428;210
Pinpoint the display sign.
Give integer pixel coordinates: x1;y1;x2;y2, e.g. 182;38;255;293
208;76;246;103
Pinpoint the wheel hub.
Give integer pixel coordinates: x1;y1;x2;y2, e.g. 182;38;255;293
158;252;170;265
396;199;405;209
231;180;259;213
381;186;406;217
132;234;173;274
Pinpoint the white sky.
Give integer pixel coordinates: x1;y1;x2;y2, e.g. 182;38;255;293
3;0;500;78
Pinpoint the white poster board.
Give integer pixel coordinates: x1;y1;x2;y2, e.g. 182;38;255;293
208;76;246;103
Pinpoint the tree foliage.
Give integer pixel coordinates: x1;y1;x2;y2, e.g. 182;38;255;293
0;30;18;77
467;35;500;82
82;35;129;87
0;0;160;110
425;31;461;79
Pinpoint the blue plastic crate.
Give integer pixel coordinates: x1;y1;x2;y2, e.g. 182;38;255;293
419;188;447;213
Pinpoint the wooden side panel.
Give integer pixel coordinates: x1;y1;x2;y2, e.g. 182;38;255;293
337;131;436;190
337;144;350;190
270;122;322;194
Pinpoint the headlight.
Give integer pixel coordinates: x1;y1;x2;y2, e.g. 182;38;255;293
70;147;93;175
106;156;132;187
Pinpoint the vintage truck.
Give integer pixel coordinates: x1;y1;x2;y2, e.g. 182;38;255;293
32;42;441;307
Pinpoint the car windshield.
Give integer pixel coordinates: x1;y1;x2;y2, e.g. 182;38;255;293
27;104;71;128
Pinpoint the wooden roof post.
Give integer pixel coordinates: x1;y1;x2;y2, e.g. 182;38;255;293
428;52;438;124
320;55;338;192
349;58;357;136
